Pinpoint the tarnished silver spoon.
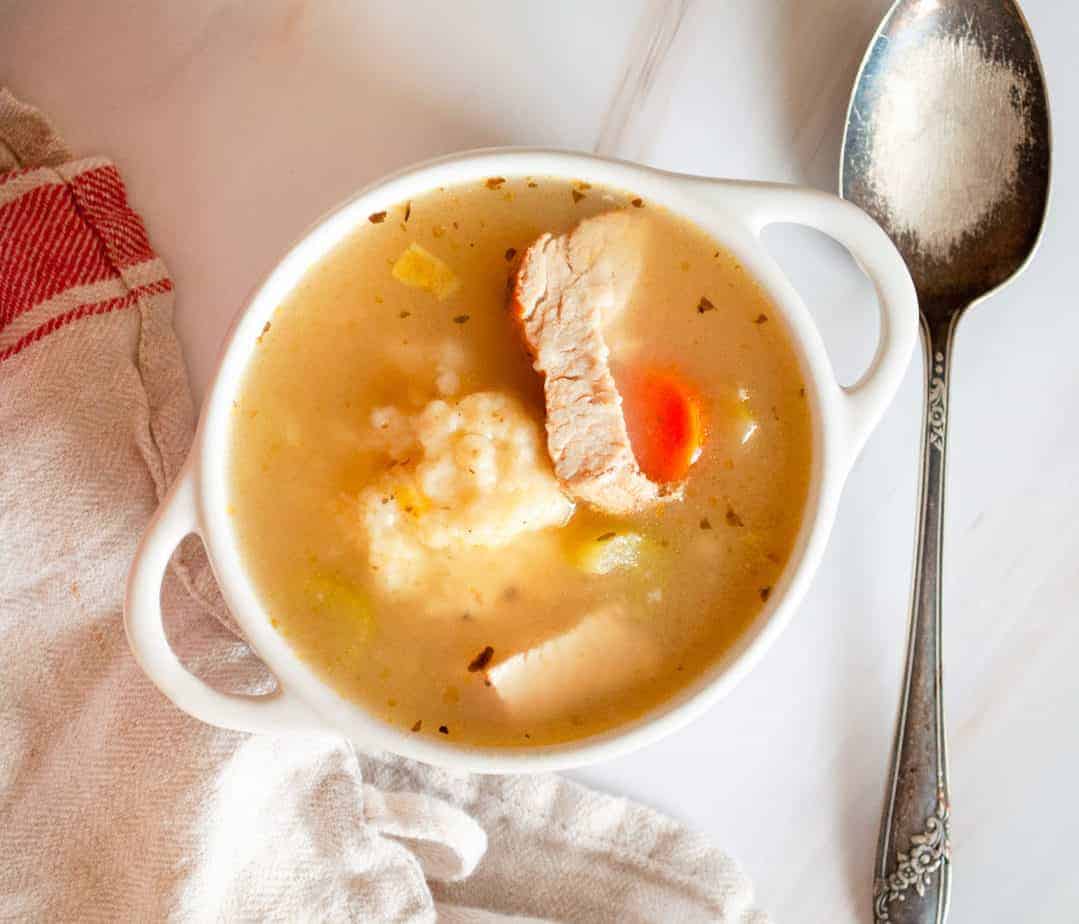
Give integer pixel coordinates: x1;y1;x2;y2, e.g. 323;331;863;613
840;1;1050;921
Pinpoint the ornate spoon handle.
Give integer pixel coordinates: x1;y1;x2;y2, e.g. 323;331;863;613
873;314;955;924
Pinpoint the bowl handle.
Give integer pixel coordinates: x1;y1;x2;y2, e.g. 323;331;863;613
704;180;918;461
124;465;316;734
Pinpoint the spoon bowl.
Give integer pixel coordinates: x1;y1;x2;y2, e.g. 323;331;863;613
842;0;1050;317
840;2;1050;922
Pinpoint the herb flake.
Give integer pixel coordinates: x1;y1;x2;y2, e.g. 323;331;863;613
697;296;716;314
468;646;495;672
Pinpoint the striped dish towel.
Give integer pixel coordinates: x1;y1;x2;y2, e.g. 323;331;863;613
0;88;770;924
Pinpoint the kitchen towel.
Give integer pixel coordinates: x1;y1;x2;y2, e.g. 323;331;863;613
0;88;770;924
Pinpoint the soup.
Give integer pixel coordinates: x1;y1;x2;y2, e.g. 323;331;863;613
229;176;812;748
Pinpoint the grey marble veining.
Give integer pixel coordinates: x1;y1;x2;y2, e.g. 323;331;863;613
594;0;691;161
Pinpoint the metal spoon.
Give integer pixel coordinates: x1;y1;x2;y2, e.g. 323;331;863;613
840;2;1050;921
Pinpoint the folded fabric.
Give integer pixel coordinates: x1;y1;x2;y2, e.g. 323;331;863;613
0;87;770;924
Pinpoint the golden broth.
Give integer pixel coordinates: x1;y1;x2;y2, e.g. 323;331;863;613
229;177;812;747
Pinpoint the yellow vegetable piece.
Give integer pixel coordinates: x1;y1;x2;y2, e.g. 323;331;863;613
569;530;646;576
391;243;460;301
394;479;429;517
306;572;374;641
715;385;758;447
734;409;757;446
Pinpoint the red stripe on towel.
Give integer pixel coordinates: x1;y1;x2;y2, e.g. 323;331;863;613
0;163;158;335
0;277;173;363
67;164;155;269
0;180;114;330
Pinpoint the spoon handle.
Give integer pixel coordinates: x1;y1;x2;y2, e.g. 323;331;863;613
873;315;955;924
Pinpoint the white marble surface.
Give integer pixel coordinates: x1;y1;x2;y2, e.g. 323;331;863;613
4;1;1077;920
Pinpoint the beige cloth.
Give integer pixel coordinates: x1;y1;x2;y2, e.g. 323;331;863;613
0;88;771;923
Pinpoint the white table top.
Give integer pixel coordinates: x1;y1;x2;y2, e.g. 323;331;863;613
6;2;1076;920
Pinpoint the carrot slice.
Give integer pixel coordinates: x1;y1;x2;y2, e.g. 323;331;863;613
621;368;705;482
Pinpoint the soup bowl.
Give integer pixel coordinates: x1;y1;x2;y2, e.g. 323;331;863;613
125;149;916;773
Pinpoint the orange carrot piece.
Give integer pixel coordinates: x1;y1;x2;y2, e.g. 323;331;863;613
621;368;705;482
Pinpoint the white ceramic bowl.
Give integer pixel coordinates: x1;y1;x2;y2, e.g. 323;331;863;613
125;149;917;773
